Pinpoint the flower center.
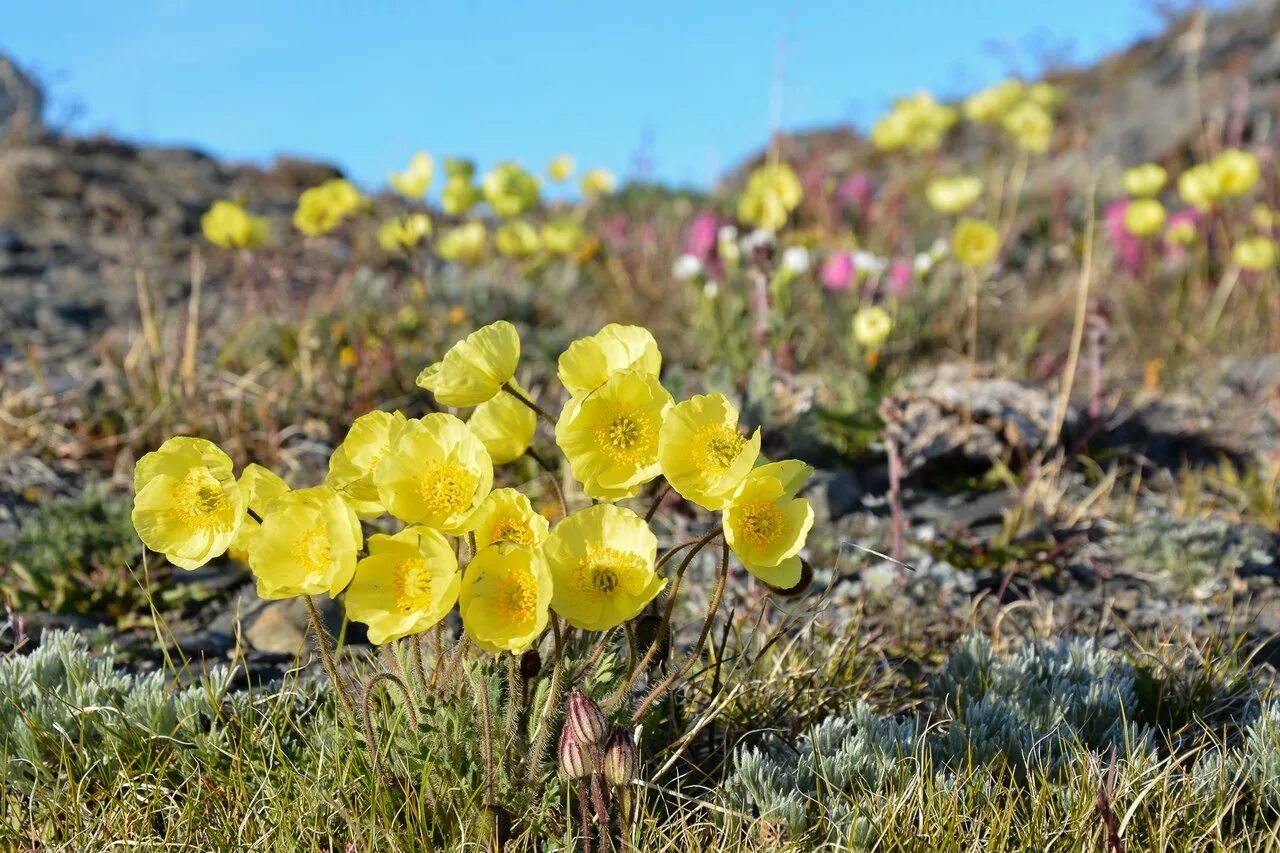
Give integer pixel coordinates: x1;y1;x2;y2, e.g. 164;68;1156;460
577;548;648;599
595;410;655;465
290;524;332;574
392;559;433;613
692;424;746;474
490;517;534;547
417;462;476;518
170;467;234;531
736;501;783;548
494;568;538;624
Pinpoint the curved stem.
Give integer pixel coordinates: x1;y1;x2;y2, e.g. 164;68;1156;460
503;382;558;429
572;627;618;688
644;481;672;522
472;667;496;803
526;614;566;782
304;595;356;721
528;447;570;519
629;538;730;725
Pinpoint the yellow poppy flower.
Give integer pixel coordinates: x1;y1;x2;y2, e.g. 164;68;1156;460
482;162;541;218
294;178;362;236
375;413;492;532
544;504;664;632
227;463;289;564
963;78;1024;124
444;157;476;180
495;220;542;258
376;214;432;252
249;485;362;599
870;92;957;153
555;369;673;501
1025;82;1065;111
737;163;803;231
459;541;552;654
441;175;481;216
470;487;550;551
416;320;520;407
132;437;246;570
201;200;269;249
658;393;760;511
435;221;487;263
1178;163;1222;212
852;306;893;349
468;383;536;465
1122;163;1167;198
925;176;983;215
723;460;815;589
558;324;662;397
389;152;434;199
1233;237;1277;272
951;218;1001;267
548;154;575;182
1123;199;1166;238
1251;204;1275;232
345;526;459;644
1166;217;1198;247
1001;100;1053;153
541;218;585;255
581;168;617;196
1213;149;1260;198
326;409;407;518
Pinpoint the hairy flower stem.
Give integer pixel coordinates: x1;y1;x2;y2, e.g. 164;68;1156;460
503;382;558;429
616;788;632;853
502;653;521;748
629;539;730;724
362;672;419;786
604;529;721;710
643;481;671;522
526;614;566;783
440;634;471;697
577;785;595;853
304;595;356;721
472;667;497;803
411;634;430;701
429;623;445;692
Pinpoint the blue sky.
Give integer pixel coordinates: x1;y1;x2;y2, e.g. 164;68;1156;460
3;1;1222;193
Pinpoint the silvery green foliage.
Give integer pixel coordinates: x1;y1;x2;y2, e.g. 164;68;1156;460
0;630;234;789
723;634;1152;840
1194;702;1280;815
1111;514;1275;588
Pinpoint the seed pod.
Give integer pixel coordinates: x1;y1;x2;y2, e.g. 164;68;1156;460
602;725;638;787
558;725;591;779
567;690;609;746
519;649;542;679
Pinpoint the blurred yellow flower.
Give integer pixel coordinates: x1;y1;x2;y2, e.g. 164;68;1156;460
294;178;362;236
1124;199;1167;238
1213;149;1260;198
1122;163;1167;198
1001;100;1053;153
951;218;1001;267
925;175;984;215
852;306;893;349
541;218;585;255
1165;216;1198;247
389;152;434;199
963;78;1024;124
249;485;362;599
1251;204;1275;232
227;463;289;565
444;157;476;180
326;409;407;518
201;200;269;249
132;437;245;570
376;213;432;253
468;382;537;465
871;92;957;153
346;526;459;644
737;163;803;231
548;154;575;182
482;162;541;218
1178;163;1221;211
459;541;552;654
581;168;617;196
1233;236;1277;272
374;413;493;533
544;504;664;632
417;320;520;406
658;393;760;511
1025;82;1065;111
555;368;673;501
495;219;542;258
469;487;550;551
434;221;487;264
441;175;481;216
558;323;661;397
722;460;814;590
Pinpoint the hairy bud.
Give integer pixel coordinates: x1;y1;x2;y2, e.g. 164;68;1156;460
519;649;542;679
602;725;638;787
558;725;591;779
567;690;609;746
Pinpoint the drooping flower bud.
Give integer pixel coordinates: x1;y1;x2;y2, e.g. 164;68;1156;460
558;725;591;779
520;649;542;680
602;725;638;787
567;690;609;746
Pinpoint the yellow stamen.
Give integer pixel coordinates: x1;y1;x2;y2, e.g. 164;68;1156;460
736;501;783;548
595;409;655;465
417;462;476;517
490;517;534;547
170;467;234;532
493;568;538;624
392;559;433;613
291;524;332;574
692;424;746;475
577;548;647;598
